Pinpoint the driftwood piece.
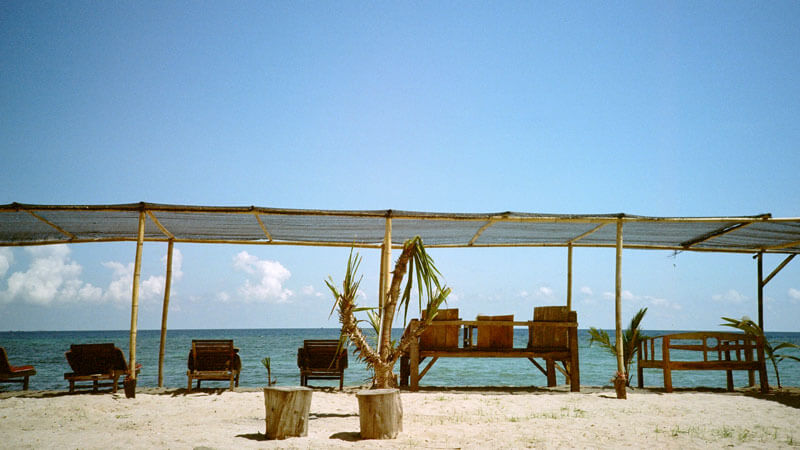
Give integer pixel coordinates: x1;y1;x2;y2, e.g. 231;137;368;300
357;388;402;439
263;386;313;440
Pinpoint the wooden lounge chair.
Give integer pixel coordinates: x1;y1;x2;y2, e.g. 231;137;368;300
64;343;140;393
297;340;348;390
0;347;36;390
187;339;241;391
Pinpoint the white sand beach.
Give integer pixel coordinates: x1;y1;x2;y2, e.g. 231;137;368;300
1;386;799;449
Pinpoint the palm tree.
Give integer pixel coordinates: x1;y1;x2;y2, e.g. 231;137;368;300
721;316;800;389
588;307;648;386
327;236;450;389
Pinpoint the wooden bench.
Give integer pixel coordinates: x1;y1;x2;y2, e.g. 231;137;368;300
400;307;580;392
637;331;768;393
1;347;36;390
64;343;140;393
187;339;241;391
297;340;348;390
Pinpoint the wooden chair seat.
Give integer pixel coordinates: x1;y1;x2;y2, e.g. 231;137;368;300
0;347;36;391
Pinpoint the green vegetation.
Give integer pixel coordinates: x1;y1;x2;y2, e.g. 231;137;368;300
721;316;800;389
588;307;648;386
260;357;277;386
327;237;450;388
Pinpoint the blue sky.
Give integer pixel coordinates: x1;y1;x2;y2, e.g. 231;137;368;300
1;2;798;332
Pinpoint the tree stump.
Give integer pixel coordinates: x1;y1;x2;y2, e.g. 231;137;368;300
356;388;402;439
263;386;313;439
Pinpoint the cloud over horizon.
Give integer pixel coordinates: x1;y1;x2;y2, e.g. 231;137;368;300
232;251;293;303
0;246;184;306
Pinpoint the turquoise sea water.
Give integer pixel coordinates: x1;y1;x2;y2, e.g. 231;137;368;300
2;329;799;391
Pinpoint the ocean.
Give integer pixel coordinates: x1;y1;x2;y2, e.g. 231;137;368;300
2;329;799;391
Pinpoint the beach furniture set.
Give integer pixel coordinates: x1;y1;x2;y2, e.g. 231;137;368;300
399;306;581;391
0;328;771;393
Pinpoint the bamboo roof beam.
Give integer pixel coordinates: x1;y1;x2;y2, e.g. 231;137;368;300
764;238;800;251
147;211;175;240
566;223;608;244
22;208;76;240
254;214;273;242
680;218;766;249
762;254;796;286
468;218;498;246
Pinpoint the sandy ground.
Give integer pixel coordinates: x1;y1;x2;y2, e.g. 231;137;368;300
1;385;799;449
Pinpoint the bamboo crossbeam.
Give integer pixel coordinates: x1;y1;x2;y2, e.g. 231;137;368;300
680;220;761;248
468;218;497;246
254;214;273;242
146;211;174;240
762;254;796;285
566;223;607;244
22;208;76;240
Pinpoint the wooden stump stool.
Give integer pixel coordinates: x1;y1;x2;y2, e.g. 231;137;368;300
356;388;402;439
263;386;313;440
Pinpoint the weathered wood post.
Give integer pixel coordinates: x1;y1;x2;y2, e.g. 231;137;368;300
263;386;313;440
357;388;402;439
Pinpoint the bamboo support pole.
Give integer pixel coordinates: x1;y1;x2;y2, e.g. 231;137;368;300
377;216;392;355
157;240;174;387
567;244;573;310
129;210;146;381
615;219;625;379
757;253;764;330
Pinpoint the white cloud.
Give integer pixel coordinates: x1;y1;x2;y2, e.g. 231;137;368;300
788;288;800;303
0;245;102;305
301;285;324;298
233;251;293;303
538;286;554;298
520;286;555;299
103;248;184;304
217;291;231;302
580;286;593;296
601;289;681;310
0;248;13;277
712;289;748;304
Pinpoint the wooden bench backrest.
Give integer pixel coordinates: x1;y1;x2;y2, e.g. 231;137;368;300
66;343;127;375
476;314;514;349
529;306;576;350
190;340;235;372
639;332;761;362
419;308;460;349
0;347;12;373
300;340;347;370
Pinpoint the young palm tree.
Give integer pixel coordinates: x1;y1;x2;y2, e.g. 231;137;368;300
327;236;450;389
721;316;800;389
588;307;648;386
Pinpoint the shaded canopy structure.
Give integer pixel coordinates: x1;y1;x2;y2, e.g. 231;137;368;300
2;202;800;253
2;202;798;389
